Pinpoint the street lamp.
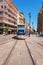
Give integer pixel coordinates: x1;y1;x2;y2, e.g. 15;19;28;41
28;13;31;26
32;22;34;29
28;13;31;36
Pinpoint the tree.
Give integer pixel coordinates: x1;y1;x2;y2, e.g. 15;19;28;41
4;26;9;32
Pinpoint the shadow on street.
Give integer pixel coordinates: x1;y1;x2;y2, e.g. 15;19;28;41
12;36;25;40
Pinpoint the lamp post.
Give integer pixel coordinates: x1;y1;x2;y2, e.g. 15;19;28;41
32;22;34;29
32;22;34;33
28;13;31;36
28;13;31;26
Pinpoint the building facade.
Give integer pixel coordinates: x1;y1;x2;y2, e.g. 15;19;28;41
0;0;19;34
18;12;25;24
37;3;43;34
25;19;34;33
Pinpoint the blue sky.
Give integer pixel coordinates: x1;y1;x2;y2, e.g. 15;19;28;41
12;0;43;30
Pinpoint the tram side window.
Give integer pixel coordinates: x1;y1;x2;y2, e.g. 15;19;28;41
18;25;25;28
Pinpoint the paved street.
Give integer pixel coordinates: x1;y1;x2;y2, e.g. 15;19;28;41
26;35;43;65
0;34;43;65
0;34;14;45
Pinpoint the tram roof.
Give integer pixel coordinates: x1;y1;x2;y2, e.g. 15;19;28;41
17;24;25;26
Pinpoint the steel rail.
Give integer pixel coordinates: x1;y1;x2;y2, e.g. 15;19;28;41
24;40;36;65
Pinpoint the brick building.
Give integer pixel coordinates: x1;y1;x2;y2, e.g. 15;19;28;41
37;3;43;34
0;0;19;34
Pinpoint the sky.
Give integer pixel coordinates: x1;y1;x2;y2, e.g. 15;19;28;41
12;0;43;30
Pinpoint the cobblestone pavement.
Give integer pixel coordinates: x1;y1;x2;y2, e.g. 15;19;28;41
0;34;43;65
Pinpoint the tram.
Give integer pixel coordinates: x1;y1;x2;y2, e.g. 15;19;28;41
17;24;25;35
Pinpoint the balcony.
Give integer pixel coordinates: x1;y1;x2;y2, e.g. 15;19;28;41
2;20;15;26
3;14;16;23
7;11;17;20
6;4;18;15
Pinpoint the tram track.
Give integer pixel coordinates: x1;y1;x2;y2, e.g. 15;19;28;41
5;39;35;65
2;40;17;65
24;40;36;65
2;37;36;65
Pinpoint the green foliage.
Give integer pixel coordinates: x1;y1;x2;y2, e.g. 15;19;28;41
4;26;9;32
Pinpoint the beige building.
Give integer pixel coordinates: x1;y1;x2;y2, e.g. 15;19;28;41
25;19;30;29
18;12;25;24
25;19;34;33
0;0;19;34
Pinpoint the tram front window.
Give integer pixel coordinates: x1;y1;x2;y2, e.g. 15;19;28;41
18;30;24;35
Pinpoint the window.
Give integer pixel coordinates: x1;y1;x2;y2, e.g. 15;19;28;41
1;6;3;8
4;6;6;9
5;24;7;26
0;6;3;9
5;12;7;15
8;9;11;12
8;15;11;17
0;23;2;26
0;12;3;14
